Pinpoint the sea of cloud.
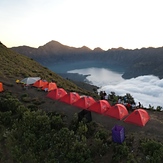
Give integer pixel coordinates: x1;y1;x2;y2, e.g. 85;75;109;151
98;75;163;109
68;68;163;109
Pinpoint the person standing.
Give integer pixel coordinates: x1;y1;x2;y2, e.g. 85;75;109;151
118;98;121;104
100;91;104;100
138;102;141;108
103;91;107;100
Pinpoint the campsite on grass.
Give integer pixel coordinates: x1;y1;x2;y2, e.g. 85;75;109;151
9;77;153;127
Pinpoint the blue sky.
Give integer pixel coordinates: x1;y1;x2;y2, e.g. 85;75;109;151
1;0;163;50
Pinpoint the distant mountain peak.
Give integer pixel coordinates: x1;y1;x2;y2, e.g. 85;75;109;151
110;47;125;51
46;40;63;45
39;40;65;48
80;46;92;51
93;47;104;52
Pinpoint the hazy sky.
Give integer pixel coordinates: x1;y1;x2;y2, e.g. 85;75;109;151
0;0;163;50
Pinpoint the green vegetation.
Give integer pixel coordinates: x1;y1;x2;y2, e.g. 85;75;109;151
108;92;163;111
139;138;163;163
0;92;162;162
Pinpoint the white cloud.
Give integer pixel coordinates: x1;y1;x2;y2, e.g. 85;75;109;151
99;75;163;108
68;67;163;109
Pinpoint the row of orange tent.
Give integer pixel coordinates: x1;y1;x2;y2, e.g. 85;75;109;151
1;78;150;127
31;79;150;127
33;80;57;91
45;87;150;127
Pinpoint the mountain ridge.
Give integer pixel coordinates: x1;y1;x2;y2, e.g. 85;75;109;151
10;40;163;79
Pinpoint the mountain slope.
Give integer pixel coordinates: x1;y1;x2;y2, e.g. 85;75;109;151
0;42;98;97
11;41;163;79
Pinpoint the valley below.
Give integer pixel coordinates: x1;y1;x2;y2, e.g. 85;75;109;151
46;60;125;84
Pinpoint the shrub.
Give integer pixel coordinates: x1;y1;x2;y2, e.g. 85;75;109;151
27;104;39;111
140;139;163;163
156;106;162;111
111;142;130;162
94;128;109;142
31;98;45;105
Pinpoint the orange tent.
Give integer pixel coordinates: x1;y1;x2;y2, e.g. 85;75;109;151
0;82;4;92
59;92;80;104
104;104;128;120
33;80;48;88
42;82;57;92
88;100;111;114
73;96;96;110
124;109;150;126
46;88;67;100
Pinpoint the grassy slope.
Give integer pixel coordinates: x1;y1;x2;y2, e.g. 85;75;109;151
0;43;98;98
